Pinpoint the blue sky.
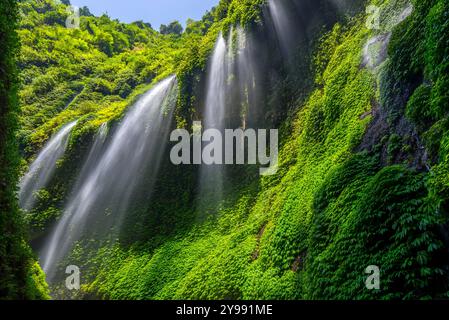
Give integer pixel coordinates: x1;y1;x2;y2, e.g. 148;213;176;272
70;0;219;28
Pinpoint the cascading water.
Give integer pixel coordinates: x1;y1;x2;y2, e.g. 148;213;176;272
204;35;227;130
40;76;177;282
227;26;235;80
19;121;77;211
67;122;109;201
236;26;259;128
363;2;413;69
267;0;296;58
267;0;328;63
197;34;228;215
197;27;269;215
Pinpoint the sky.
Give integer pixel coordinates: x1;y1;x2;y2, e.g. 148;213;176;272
70;0;219;28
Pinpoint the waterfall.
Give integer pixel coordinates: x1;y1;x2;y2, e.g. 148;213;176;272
40;76;177;282
19;121;77;211
267;0;323;62
227;26;235;80
267;0;295;58
204;34;227;130
197;28;268;214
236;26;259;127
67;122;109;201
197;34;228;215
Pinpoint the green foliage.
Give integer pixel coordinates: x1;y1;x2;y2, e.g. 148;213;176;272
405;83;433;130
160;21;183;36
308;163;447;299
385;0;449;218
0;0;49;299
25;262;51;300
18;0;178;151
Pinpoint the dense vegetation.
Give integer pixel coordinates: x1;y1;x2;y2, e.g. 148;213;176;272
2;0;449;299
0;0;49;299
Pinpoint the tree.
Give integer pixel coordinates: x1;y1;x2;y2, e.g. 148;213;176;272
95;31;114;56
159;20;183;35
185;18;200;34
79;6;93;17
132;20;152;29
43;10;65;26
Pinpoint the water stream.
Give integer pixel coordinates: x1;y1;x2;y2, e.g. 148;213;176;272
40;76;178;282
19;121;77;211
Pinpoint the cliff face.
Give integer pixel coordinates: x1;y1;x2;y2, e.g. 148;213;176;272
7;0;449;299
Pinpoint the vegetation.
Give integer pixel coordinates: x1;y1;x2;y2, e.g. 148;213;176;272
160;21;183;36
1;0;449;300
86;2;449;299
0;0;49;299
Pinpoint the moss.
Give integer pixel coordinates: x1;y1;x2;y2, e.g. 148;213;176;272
25;262;51;300
405;83;433;131
308;165;447;299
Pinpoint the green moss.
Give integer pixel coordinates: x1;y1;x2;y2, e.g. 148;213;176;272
405;83;432;130
308;165;447;299
25;262;51;300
